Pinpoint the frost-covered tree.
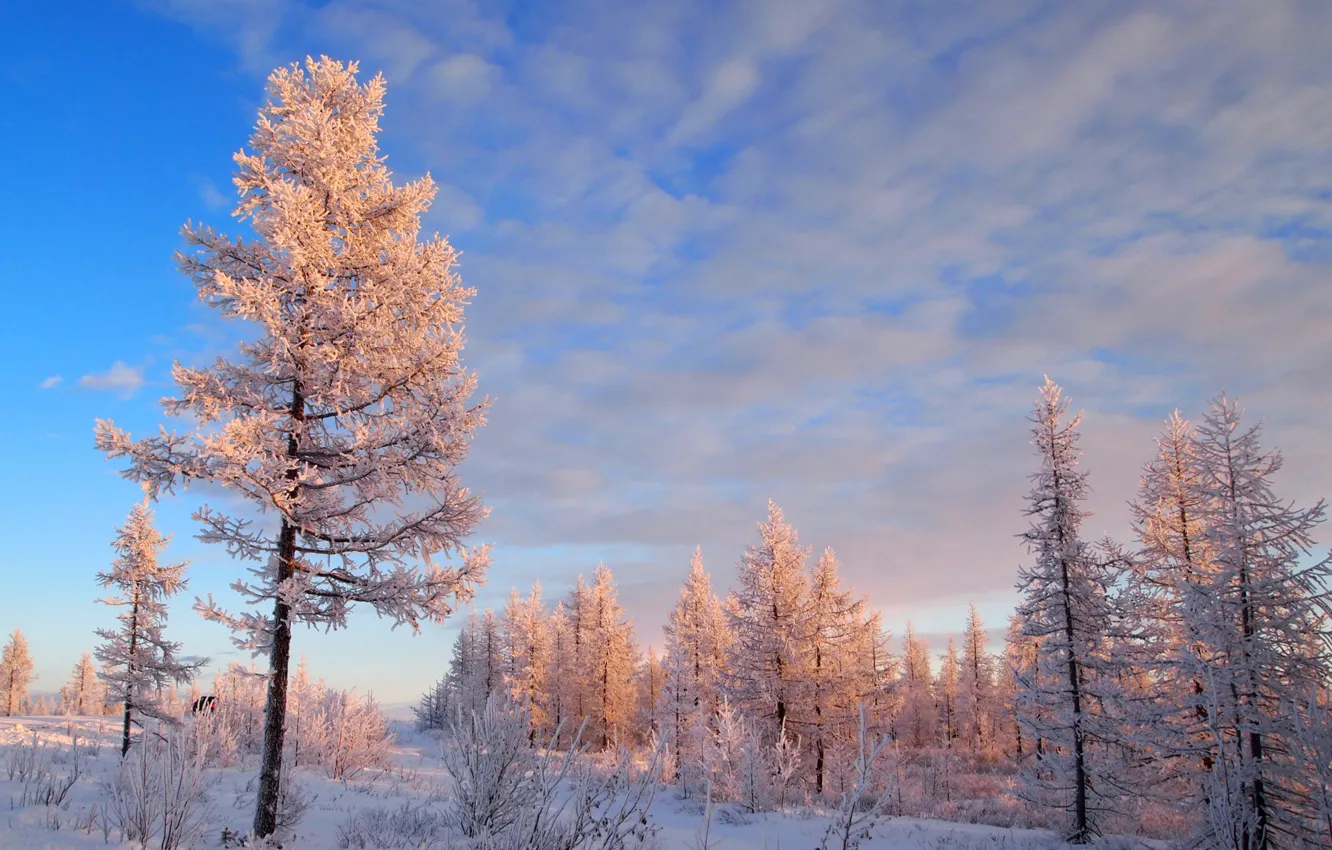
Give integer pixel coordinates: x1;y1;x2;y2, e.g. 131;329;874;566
415;674;451;733
804;546;869;793
93;57;490;837
958;605;994;752
286;656;317;766
445;609;503;718
857;612;897;742
1121;411;1215;802
637;647;666;740
546;601;574;740
1014;378;1118;843
419;613;494;731
558;576;594;736
95;497;204;754
61;652;105;716
502;583;551;739
1001;613;1036;759
897;621;936;748
584;565;639;749
936;637;961;748
1181;395;1332;850
0;630;35;716
726;501;811;738
662;548;732;785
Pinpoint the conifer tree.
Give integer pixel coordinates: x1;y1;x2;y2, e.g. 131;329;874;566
936;637;961;747
562;575;594;731
858;612;897;741
897;621;936;748
0;630;35;716
287;657;316;766
804;546;868;793
1014;378;1117;843
1002;613;1035;759
637;647;666;739
726;501;811;738
94;57;490;837
1121;411;1215;805
61;652;104;716
584;565;638;749
1182;395;1332;850
95;497;204;754
663;548;732;780
501;583;551;739
546;601;573;740
451;609;502;716
959;605;994;751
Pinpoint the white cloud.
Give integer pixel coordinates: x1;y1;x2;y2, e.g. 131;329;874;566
428;53;500;104
39;375;61;389
78;362;145;398
668;57;760;143
316;3;436;83
197;178;228;210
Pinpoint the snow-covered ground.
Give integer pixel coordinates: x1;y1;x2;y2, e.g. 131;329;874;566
0;716;1145;850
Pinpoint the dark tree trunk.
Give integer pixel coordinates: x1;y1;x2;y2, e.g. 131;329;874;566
254;380;304;838
121;591;141;756
1061;553;1090;844
253;522;296;837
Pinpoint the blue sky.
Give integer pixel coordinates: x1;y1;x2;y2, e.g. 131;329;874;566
2;0;1330;708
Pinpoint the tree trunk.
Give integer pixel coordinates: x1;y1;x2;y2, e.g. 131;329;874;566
254;379;304;838
1048;443;1090;845
254;523;296;837
121;591;141;756
1061;553;1090;844
814;644;824;795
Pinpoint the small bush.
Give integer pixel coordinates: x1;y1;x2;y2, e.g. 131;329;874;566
336;802;450;849
103;722;213;850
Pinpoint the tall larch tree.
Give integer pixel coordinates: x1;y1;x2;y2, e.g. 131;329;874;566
804;546;868;793
662;548;732;777
936;637;961;747
93;57;490;837
1014;378;1117;843
0;630;35;716
458;609;503;715
637;647;666;741
584;565;639;749
61;652;105;716
959;605;995;752
1002;613;1036;760
95;497;204;755
567;575;597;731
897;621;936;748
858;611;897;741
501;583;551;739
1123;411;1215;804
1184;395;1332;850
545;601;574;741
725;501;811;740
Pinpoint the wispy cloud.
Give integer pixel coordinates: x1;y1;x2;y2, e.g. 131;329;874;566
39;375;61;389
78;361;145;398
197;178;228;210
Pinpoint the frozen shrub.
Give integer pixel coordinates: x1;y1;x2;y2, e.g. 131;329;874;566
441;693;543;838
336;802;450;849
103;721;213;850
819;707;892;850
439;692;665;850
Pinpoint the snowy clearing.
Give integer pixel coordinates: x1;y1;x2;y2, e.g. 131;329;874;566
0;715;1155;850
